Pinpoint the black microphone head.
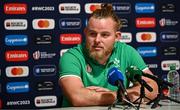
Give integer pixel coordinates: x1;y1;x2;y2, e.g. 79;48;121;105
126;66;142;82
126;66;153;92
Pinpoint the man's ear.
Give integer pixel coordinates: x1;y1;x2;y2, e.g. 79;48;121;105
115;31;121;42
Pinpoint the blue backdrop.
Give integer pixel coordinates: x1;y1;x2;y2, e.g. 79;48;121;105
0;0;179;109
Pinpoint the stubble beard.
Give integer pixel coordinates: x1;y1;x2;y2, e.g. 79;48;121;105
86;43;113;61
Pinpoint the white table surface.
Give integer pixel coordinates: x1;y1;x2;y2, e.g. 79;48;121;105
49;100;180;110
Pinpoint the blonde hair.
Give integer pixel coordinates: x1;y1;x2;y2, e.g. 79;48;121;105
90;3;122;31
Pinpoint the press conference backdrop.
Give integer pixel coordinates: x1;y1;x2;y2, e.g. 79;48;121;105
0;0;180;109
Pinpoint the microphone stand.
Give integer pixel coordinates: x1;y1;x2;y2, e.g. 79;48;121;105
144;74;180;109
147;78;180;109
108;87;123;110
108;82;138;110
133;80;152;110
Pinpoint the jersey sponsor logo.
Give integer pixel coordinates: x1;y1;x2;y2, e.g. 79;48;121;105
60;49;69;56
34;35;52;45
161;3;175;13
31;6;55;12
59;3;80;14
160;31;179;42
162;46;178;56
60;34;82;44
4;19;28;30
59;18;81;29
6;100;30;106
85;3;101;14
161;60;180;71
159;18;178;27
36;81;54;91
136;32;156;43
4;3;27;14
6;66;29;77
34;96;57;107
136;17;156;28
32;19;55;30
112;3;131;14
33;50;56;60
5;50;28;62
6;82;29;93
33;65;56;76
137;46;157;57
5;35;28;46
135;3;155;13
119;32;132;43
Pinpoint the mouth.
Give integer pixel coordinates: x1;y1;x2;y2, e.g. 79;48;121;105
92;45;103;51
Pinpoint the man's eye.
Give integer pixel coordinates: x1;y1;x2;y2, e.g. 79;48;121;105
89;32;96;37
102;34;109;38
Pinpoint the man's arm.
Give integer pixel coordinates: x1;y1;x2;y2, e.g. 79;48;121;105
126;69;158;102
59;76;116;106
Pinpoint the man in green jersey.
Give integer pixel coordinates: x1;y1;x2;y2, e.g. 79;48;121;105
59;4;158;107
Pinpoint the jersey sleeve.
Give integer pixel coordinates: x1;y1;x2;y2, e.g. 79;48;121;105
126;45;148;70
59;51;81;78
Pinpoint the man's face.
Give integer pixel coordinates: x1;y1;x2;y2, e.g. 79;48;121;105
84;17;120;60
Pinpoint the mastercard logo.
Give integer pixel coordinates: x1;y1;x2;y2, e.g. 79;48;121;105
141;33;152;40
90;4;101;12
38;20;50;28
136;32;156;43
32;19;55;30
11;67;23;75
85;3;101;14
6;66;29;77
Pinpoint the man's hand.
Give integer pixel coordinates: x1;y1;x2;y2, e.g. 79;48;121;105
126;69;158;103
59;76;117;106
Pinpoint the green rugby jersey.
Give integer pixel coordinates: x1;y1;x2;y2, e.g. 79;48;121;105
59;42;147;107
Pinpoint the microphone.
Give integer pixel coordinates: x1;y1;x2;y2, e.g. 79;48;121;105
107;67;129;100
126;66;153;92
142;72;173;87
126;66;173;88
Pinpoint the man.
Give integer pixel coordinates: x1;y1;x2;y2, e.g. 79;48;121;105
59;4;158;107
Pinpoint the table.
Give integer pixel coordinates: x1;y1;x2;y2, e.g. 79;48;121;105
50;100;180;110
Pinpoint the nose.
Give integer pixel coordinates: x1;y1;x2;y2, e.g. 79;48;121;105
95;34;101;43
